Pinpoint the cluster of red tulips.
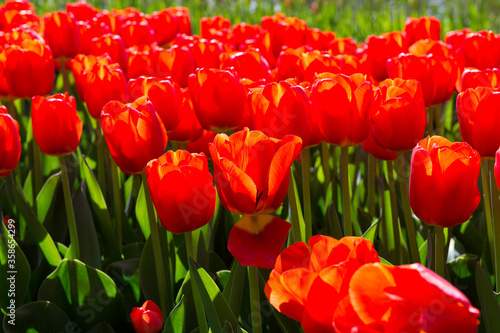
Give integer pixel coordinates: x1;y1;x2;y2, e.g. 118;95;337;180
1;0;500;332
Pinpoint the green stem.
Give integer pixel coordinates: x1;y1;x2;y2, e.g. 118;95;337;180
481;162;495;275
435;226;445;277
340;146;352;236
434;103;443;136
396;152;420;264
59;156;80;259
302;148;312;240
32;139;43;208
185;231;209;333
248;266;262;333
488;159;500;291
386;161;401;264
60;64;71;94
427;106;434;136
367;154;376;216
110;159;123;253
287;170;302;243
96;123;107;197
141;172;168;319
321;141;332;196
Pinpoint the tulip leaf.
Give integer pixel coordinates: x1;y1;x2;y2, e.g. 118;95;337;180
188;258;241;333
222;260;246;319
36;172;61;224
476;262;500;333
135;184;151;239
0;223;31;315
38;259;125;331
81;156;121;262
361;218;379;242
164;296;186;333
108;258;141;303
3;301;73;333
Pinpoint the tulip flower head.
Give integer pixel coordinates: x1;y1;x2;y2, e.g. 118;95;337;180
404;16;441;46
0;105;21;177
130;300;163;333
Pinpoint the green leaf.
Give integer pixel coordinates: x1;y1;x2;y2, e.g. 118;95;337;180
81;156;121;262
361;219;379;243
164;296;185;333
188;258;241;333
38;259;125;331
135;184;150;239
36;172;61;224
3;301;73;333
476;262;500;333
108;259;141;303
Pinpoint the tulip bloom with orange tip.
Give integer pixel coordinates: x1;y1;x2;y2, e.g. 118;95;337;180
189;38;223;70
153;45;194;88
148;9;179;46
200;15;230;39
444;27;472;50
275;46;313;81
90;33;128;74
311;73;373;147
126;44;159;79
82;63;128;119
145;150;215;234
220;48;272;82
404;16;441;46
458;31;500;69
495;148;500;191
66;1;99;22
327;37;358;55
299;50;343;82
264;235;379;329
100;96;167;175
166;7;191;35
362;31;408;82
232;22;262;48
261;14;308;59
128;76;181;132
209;128;302;215
457;87;500;157
120;20;156;48
43;11;79;61
188;68;246;132
76;19;111;55
305;28;336;51
461;68;500;92
0;106;21;177
185;129;217;157
409;136;480;227
70;53;113;101
370;78;427;152
167;88;203;143
334;263;480;333
362;132;397;161
31;93;83;157
4;39;54;99
248;80;311;146
130;300;163;333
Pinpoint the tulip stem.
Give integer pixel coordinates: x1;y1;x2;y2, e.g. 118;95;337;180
481;162;495;281
110;159;123;253
434;104;443;136
396;152;420;264
302;148;312;240
321;142;332;199
186;231;209;333
32;138;43;207
141;172;169;319
248;266;262;333
59;156;80;260
487;159;500;291
340;147;352;236
385;160;401;264
287;170;302;243
60;65;71;94
96;123;107;196
427;107;434;136
367;154;376;217
435;226;445;277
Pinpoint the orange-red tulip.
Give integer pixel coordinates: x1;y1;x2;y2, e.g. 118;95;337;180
153;45;194;88
311;73;373;147
209;128;302;215
265;235;379;329
300;50;343;82
0;105;20;177
327;37;358;55
166;7;191;35
4;39;54;99
370;78;427;152
457;87;500;157
189;38;223;70
275;46;312;81
232;22;262;48
220;48;271;82
461;68;500;92
127;76;181;131
334;263;480;333
444;28;472;50
148;9;178;46
496;148;500;191
70;53;113;101
185;129;216;157
409;136;480;227
90;33;128;74
43;11;79;61
306;28;336;51
120;19;156;48
404;16;441;46
126;44;158;79
261;14;307;59
168;87;203;143
146;150;215;234
31;93;82;157
459;30;500;70
82;62;128;119
188;68;246;132
66;1;99;22
200;15;230;39
130;300;163;333
76;19;111;55
100;96;167;175
362;132;397;161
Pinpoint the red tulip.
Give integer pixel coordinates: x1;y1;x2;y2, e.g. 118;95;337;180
461;68;500;92
370;78;427;152
444;28;472;50
66;1;99;22
76;18;111;55
101;96;167;175
70;53;113;100
306;28;336;51
300;50;343;82
200;15;231;39
311;73;373;147
261;14;307;59
189;38;223;70
0;105;21;177
248;80;311;147
188;68;246;132
127;76;181;131
264;235;379;330
166;7;191;35
409;136;480;227
4;39;54;99
0;9;41;33
126;44;158;79
220;48;271;82
334;263;480;333
185;129;217;157
43;11;79;61
275;46;313;81
404;16;441;46
327;37;358;55
495;148;500;191
90;33;128;74
154;45;194;88
232;22;262;48
120;20;156;48
460;30;500;69
457;87;500;157
146;150;215;234
130;300;163;333
167;87;203;143
148;9;178;46
362;132;397;161
31;93;82;157
0;46;13;101
209;128;302;215
82;63;128;119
